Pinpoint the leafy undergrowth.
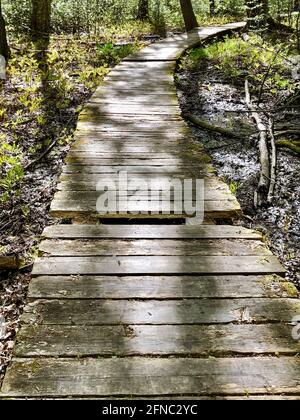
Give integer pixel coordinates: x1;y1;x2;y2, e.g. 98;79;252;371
181;34;299;98
177;34;300;287
0;35;141;258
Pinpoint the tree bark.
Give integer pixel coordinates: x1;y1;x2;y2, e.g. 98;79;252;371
209;0;216;17
31;0;52;40
246;0;269;30
179;0;198;32
137;0;149;21
0;0;9;61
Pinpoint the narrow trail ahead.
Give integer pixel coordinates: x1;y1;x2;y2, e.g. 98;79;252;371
1;23;300;399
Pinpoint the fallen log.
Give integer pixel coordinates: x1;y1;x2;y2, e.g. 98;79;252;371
184;113;245;139
245;80;270;207
275;139;300;154
267;118;277;203
274;129;300;137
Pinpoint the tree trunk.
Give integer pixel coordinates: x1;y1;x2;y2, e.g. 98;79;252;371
0;0;9;61
31;0;52;40
246;0;270;30
137;0;149;21
179;0;198;32
209;0;216;17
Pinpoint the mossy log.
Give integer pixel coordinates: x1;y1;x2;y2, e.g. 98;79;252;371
184;114;245;139
275;139;300;154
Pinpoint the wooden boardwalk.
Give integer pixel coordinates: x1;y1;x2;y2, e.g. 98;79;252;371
2;23;300;399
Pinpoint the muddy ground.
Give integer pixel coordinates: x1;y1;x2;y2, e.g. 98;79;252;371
177;59;300;287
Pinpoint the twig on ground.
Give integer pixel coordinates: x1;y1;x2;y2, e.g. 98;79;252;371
25;117;74;170
245;79;270;207
267;117;277;203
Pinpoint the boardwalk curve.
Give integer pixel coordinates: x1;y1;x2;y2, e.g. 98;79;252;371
1;23;300;400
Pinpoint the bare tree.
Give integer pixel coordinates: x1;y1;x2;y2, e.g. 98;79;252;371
179;0;198;32
137;0;149;21
31;0;52;40
0;0;9;60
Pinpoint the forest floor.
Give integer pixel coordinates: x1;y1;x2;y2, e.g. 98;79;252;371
177;35;300;288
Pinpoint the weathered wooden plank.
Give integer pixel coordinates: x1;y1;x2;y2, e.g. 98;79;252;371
21;298;300;325
14;324;300;357
74;130;191;139
110;61;176;72
62;165;208;175
2;356;299;397
32;255;284;276
59;173;214;185
42;225;263;240
89;94;179;105
66;150;205;159
82;103;181;116
56;178;223;192
52;189;233;202
104;72;174;80
98;80;175;92
68;148;200;156
64;158;192;166
112;60;176;69
79;114;183;123
76;121;189;133
70;145;201;154
28;275;296;300
49;200;240;219
39;239;271;257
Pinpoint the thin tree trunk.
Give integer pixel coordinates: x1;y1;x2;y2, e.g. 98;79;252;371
31;0;52;41
246;0;269;30
137;0;149;21
209;0;216;16
179;0;198;32
0;0;9;61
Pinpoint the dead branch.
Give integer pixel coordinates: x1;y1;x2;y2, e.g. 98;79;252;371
184;113;245;139
275;139;300;154
267;117;277;203
25;117;74;170
245;80;270;207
